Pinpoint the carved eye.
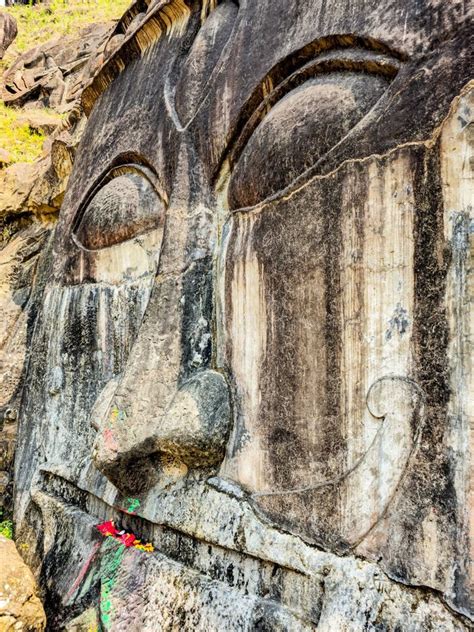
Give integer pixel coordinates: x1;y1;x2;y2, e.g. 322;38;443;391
227;46;401;209
74;165;166;251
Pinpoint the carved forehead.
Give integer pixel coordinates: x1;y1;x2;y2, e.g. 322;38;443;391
82;0;469;115
61;0;471;234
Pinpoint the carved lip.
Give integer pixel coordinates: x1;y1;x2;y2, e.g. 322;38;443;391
34;469;309;575
33;471;320;626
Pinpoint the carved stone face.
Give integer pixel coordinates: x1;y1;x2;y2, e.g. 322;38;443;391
13;0;472;628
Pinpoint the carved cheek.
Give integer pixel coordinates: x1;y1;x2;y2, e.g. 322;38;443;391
27;167;167;472
221;146;422;550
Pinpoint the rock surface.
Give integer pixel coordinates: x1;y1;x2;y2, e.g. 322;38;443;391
0;110;85;219
0;149;10;167
0;223;48;512
2;21;113;112
0;18;116;224
0;11;17;60
2;0;473;630
0;534;46;631
0;8;111;527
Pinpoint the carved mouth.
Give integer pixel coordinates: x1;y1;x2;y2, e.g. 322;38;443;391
36;470;191;555
31;468;468;630
35;469;306;576
33;469;315;626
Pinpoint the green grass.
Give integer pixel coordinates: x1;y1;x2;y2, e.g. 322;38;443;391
1;0;131;165
0;510;13;539
3;0;131;58
0;102;46;164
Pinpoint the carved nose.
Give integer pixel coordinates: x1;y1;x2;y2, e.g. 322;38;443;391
91;369;231;493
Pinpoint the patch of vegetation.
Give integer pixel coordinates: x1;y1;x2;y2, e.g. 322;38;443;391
0;1;131;164
0;102;46;164
3;0;131;58
0;510;13;539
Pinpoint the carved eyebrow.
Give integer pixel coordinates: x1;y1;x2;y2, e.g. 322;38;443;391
82;0;193;115
215;34;405;182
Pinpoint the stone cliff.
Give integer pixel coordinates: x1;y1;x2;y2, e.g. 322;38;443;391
0;0;473;630
0;6;119;520
0;534;46;631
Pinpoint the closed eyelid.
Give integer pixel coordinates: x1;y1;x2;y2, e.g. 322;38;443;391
220;35;405;209
221;36;404;178
72;164;167;251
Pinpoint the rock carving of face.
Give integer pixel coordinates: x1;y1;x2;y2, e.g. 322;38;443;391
13;0;472;627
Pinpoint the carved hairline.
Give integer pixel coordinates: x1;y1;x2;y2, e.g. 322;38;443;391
82;0;406;118
82;0;206;115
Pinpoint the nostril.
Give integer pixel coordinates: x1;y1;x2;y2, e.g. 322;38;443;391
92;369;232;494
154;370;232;469
99;451;163;496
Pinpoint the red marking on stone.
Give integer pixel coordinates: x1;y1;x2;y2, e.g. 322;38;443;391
97;520;118;537
96;521;154;552
65;541;101;602
103;429;119;452
117;533;136;547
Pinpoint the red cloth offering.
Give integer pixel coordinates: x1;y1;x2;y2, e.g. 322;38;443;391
96;520;118;537
118;533;136;547
96;520;154;552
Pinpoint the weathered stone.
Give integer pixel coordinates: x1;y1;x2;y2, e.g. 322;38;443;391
104;34;125;59
0;163;38;216
0;149;11;167
1;21;114;110
0;224;49;406
0;223;49;513
64;607;99;632
0;11;17;60
15;110;62;136
0;535;46;631
4;0;473;629
0;110;86;218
